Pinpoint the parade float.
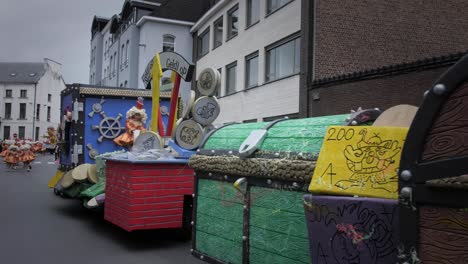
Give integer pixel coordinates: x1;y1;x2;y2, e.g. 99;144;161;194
397;53;468;263
52;51;222;232
187;109;383;264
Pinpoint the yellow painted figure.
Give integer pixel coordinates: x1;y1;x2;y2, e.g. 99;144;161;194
309;126;408;199
113;97;148;147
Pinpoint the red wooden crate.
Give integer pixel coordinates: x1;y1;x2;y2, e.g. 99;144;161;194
104;160;194;231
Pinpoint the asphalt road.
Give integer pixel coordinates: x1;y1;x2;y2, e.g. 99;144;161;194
0;154;202;264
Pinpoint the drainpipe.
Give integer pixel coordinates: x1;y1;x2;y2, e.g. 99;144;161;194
32;82;37;140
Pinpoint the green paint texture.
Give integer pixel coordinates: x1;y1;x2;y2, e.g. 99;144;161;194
196;180;243;264
195;181;311;264
203;114;347;154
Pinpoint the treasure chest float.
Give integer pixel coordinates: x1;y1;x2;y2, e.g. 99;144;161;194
303;105;412;264
398;54;468;263
187;112;386;264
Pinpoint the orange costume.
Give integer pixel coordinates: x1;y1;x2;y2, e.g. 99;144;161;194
0;144;8;157
5;146;19;165
113;97;148;147
18;145;35;163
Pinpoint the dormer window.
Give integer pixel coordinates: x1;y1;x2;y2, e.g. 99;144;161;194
163;35;175;52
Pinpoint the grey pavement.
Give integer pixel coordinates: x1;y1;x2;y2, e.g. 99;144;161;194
0;154;202;264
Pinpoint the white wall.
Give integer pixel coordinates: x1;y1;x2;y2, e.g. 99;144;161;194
0;60;66;140
194;0;301;124
138;20;194;90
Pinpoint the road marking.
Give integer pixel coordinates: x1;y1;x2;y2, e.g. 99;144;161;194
34;162;42;164
47;162;56;165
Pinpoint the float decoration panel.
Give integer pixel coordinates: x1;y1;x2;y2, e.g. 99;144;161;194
309;126;408;199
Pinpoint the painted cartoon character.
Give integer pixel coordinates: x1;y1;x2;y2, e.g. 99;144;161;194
335;129;401;193
114;97;147;147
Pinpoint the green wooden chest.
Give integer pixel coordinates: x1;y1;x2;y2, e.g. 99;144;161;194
189;115;348;264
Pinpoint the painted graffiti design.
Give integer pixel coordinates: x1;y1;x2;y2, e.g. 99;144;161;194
199;71;214;91
335;129;401;193
196;102;216;119
180;127;200;145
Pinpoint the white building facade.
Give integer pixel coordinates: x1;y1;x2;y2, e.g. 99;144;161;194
191;0;301;124
89;0;214;90
0;59;65;140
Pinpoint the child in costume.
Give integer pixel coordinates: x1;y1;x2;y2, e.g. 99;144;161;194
0;140;14;157
18;144;34;171
5;145;19;169
113;97;147;147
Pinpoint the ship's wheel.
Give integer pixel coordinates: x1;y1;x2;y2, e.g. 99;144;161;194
92;112;125;143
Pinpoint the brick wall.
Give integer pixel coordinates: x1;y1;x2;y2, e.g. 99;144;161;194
314;0;468;80
308;67;449;117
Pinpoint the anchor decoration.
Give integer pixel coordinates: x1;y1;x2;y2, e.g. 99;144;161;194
91;112;125;143
88;98;106;117
86;143;99;160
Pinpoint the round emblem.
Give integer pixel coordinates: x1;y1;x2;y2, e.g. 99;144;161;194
175;119;205;150
197;68;220;96
181;90;196;119
172;118;183;140
132;131;163;153
191;96;220;126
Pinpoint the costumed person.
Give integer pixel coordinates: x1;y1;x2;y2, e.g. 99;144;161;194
113;97;147;147
5;145;19;169
46;127;57;155
18;143;34;171
0;140;14;157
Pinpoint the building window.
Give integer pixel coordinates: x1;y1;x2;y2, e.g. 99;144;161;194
35;127;40;141
163;35;175;52
245;52;259;89
267;0;291;15
48;94;52;102
243;118;257;123
247;0;260;27
225;61;237;95
4;103;11;119
18;126;25;139
263;113;299;121
19;103;26;119
197;28;210;58
104;69;107;80
217;68;222;96
20;90;27;98
110;56;113;77
3;126;10;140
124;80;128;87
227;5;239;39
125;40;129;63
213;17;223;49
121;44;125;67
5;89;12;98
36;104;40;121
47;106;51;122
114;52;117;75
265;35;300;82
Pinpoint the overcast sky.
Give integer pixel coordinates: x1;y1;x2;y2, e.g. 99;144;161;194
0;0;123;84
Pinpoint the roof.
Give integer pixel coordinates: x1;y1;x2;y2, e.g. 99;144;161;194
0;62;46;84
151;0;216;23
310;51;468;88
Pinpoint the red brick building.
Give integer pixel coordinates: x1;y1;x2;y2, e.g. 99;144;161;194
300;0;468;117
